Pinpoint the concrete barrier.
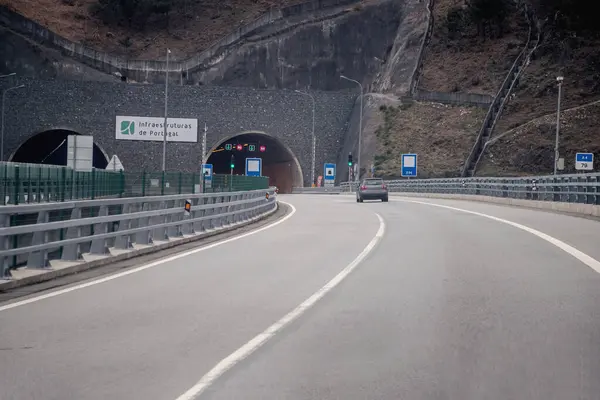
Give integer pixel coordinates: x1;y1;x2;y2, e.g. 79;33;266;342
389;192;600;218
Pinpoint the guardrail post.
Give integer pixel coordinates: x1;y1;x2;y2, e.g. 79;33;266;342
193;196;207;233
212;196;222;228
182;198;195;235
167;199;183;238
26;210;50;269
61;206;83;262
0;213;11;278
114;203;133;249
135;202;152;245
90;205;109;254
152;201;168;241
226;193;235;226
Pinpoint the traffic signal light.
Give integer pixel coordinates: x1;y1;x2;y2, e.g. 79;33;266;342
348;152;353;166
230;154;235;169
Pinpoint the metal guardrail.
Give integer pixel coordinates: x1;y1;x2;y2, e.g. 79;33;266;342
291;187;342;194
0;188;277;278
339;173;600;204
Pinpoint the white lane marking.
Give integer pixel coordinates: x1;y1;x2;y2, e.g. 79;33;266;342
0;202;297;312
394;198;600;274
174;213;386;400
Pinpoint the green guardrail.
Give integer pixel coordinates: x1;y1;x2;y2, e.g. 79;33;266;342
0;163;270;205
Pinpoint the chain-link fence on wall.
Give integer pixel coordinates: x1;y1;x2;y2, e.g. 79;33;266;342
0;162;269;205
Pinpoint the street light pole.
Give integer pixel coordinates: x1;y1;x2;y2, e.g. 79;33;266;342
554;76;564;175
162;48;171;173
1;84;25;162
295;90;316;186
340;75;363;182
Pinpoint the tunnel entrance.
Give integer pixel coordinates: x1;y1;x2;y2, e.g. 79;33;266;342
207;132;303;193
10;130;109;169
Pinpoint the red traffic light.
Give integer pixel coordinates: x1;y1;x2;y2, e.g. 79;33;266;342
259;145;266;152
236;144;243;151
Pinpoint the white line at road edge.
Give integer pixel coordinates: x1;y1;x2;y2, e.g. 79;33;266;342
0;201;297;313
174;213;386;400
394;198;600;274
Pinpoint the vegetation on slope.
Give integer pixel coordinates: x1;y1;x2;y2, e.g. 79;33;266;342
419;0;528;95
373;102;486;179
414;0;599;177
479;100;600;176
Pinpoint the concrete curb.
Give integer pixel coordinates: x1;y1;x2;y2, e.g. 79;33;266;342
0;203;280;292
339;191;600;218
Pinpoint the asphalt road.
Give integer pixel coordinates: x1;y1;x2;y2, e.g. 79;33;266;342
2;195;600;400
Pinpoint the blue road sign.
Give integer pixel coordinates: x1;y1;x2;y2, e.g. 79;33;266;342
401;154;418;177
246;158;262;177
201;164;213;189
324;163;336;181
201;164;213;180
575;153;594;171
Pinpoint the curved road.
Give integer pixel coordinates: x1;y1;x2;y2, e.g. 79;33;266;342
1;195;600;399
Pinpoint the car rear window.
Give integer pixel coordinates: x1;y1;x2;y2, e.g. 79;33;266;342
364;179;383;186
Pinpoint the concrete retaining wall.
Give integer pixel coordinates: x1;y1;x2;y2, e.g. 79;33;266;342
0;0;360;83
412;89;494;108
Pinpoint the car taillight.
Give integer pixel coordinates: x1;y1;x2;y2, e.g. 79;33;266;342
382;184;387;189
360;185;366;190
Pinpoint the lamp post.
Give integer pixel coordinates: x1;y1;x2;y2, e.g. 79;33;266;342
340;75;363;182
554;76;564;175
1;84;25;162
295;90;316;186
162;48;171;173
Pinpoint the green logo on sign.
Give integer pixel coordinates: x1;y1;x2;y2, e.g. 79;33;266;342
120;121;135;135
248;144;256;152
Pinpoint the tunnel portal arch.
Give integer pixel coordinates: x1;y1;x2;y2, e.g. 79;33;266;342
9;129;110;169
206;131;303;193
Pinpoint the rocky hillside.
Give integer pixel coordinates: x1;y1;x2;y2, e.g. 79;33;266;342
373;101;486;178
0;0;302;59
372;0;599;178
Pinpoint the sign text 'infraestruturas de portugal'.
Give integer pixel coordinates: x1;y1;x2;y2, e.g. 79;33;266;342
115;116;198;143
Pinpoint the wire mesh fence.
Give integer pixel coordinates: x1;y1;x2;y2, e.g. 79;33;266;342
0;162;270;205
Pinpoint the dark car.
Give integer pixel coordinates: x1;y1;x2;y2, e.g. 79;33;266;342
356;178;388;202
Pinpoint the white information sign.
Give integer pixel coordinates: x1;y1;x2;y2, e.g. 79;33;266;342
67;135;93;172
115;116;198;143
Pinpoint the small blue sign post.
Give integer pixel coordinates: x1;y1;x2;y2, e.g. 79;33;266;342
575;153;594;171
323;163;336;187
401;154;417;177
246;158;262;177
201;164;213;191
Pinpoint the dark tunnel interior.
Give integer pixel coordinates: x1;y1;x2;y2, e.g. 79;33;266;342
206;133;303;193
10;130;109;169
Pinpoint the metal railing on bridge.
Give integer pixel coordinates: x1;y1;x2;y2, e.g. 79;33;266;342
339;172;600;205
0;188;277;279
0;162;269;205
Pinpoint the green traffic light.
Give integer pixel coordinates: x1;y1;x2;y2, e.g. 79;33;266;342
230;164;234;168
348;162;352;166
